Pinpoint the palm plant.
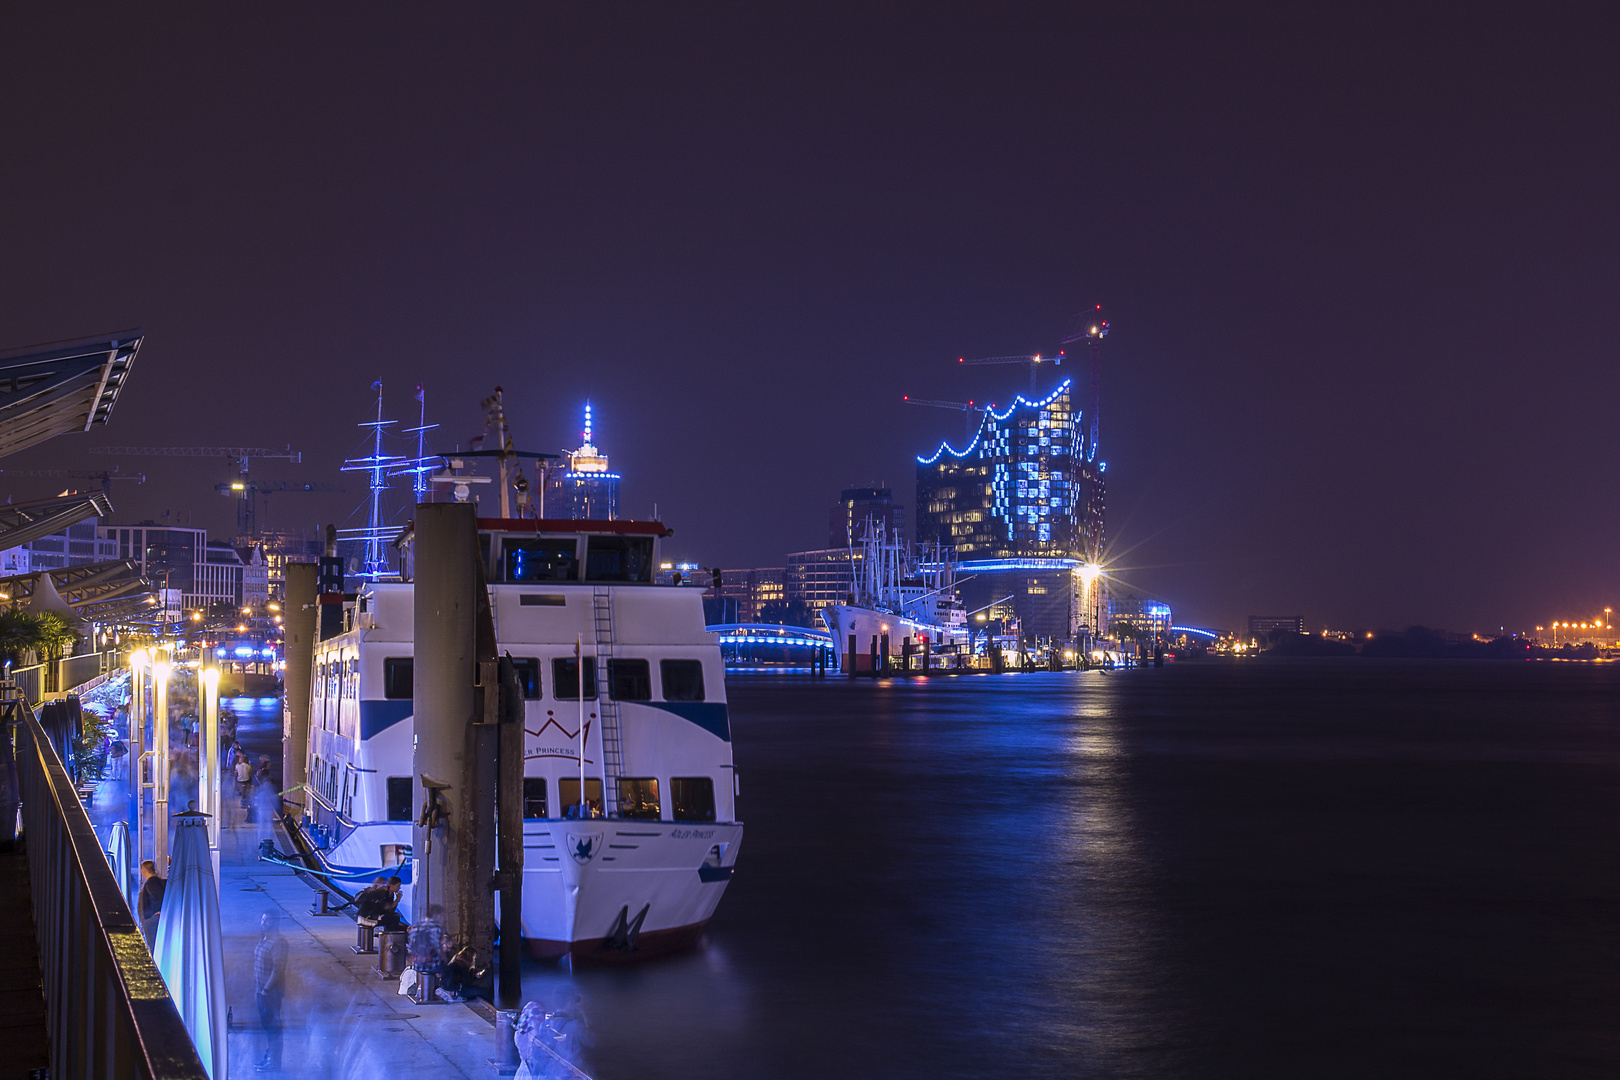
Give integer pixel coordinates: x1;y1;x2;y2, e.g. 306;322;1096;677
0;609;40;664
32;611;77;661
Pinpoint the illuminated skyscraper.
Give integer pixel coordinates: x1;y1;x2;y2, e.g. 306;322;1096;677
547;403;620;520
914;379;1105;640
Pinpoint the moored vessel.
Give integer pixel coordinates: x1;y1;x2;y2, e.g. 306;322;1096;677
297;515;742;959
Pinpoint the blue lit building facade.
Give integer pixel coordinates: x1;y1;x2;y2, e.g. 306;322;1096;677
914;380;1105;641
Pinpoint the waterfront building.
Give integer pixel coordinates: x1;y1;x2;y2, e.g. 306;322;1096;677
913;379;1104;640
1109;594;1173;640
718;567;786;624
786;547;863;624
253;528;322;600
1248;615;1305;638
545;403;620;520
99;523;258;610
829;487;904;548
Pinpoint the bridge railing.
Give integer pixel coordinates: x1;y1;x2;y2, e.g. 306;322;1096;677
7;695;208;1079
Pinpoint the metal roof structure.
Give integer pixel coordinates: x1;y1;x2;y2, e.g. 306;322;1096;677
0;491;114;550
0;558;153;621
0;330;141;460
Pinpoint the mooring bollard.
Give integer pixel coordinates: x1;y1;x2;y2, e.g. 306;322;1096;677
351;918;378;954
309;888;338;916
376;929;407;979
489;1009;521;1075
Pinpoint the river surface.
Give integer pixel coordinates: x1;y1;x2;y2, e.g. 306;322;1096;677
541;659;1620;1080
230;659;1620;1077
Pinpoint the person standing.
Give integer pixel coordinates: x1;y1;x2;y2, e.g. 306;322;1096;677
235;755;254;808
254;912;288;1072
136;860;165;945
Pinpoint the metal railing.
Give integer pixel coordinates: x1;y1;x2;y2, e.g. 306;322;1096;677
8;695;208;1079
9;649;124;705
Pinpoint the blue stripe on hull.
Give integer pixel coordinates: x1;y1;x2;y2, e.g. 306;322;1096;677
647;701;731;742
360;699;413;739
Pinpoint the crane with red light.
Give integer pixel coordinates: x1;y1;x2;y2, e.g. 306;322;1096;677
955;352;1065;393
1060;304;1109;470
902;395;990;442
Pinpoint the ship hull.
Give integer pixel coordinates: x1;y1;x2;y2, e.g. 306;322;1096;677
822;604;972;673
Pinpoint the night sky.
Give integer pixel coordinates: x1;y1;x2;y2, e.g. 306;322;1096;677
3;5;1617;635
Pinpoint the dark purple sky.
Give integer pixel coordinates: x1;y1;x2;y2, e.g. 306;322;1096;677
3;5;1617;634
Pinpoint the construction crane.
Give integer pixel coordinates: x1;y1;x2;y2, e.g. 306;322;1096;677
956;352;1065;393
902;396;990;442
1059;304;1109;468
1059;305;1110;568
0;468;145;498
212;479;345;545
90;445;302;538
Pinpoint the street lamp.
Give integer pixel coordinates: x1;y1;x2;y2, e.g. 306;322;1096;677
152;659;172;869
201;667;220;876
127;649;149;869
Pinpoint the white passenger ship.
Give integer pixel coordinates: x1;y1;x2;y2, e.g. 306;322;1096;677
299;517;742;959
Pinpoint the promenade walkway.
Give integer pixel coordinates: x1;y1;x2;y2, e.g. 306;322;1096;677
82;769;514;1078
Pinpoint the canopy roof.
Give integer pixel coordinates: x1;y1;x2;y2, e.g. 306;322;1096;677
0;330;141;459
0;491;114;550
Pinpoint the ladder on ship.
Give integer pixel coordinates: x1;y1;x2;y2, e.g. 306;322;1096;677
592;587;624;817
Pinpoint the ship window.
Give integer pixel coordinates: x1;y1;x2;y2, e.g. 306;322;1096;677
671;777;716;822
383;658;413;699
551;657;597;700
386;777;412;821
608;658;652;701
523;777;547;819
660;659;705;702
557;777;603;818
584;536;654;583
505;539;578;582
618;777;660;820
511;658;542;699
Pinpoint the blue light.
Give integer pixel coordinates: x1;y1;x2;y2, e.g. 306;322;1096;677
916;430;983;465
233;646;254;658
953;558;1081;572
1172;625;1219;639
214;648;225;657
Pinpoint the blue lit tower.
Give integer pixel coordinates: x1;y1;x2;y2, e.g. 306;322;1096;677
547;403;620;520
914;379;1105;640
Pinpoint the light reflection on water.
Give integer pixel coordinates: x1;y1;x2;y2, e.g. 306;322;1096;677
579;662;1620;1079
213;661;1620;1078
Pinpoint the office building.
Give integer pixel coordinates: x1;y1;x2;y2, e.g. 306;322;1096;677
546;402;620;520
828;487;904;548
913;379;1104;640
99;523;258;610
785;547;863;624
1110;594;1173;640
1248;615;1305;638
718;567;786;624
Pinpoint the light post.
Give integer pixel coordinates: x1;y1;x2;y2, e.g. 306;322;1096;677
202;666;220;880
152;658;171;870
128;649;148;870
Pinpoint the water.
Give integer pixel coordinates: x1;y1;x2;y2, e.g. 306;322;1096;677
560;660;1620;1079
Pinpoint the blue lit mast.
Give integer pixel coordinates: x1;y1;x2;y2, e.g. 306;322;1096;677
340;381;407;581
401;383;440;503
